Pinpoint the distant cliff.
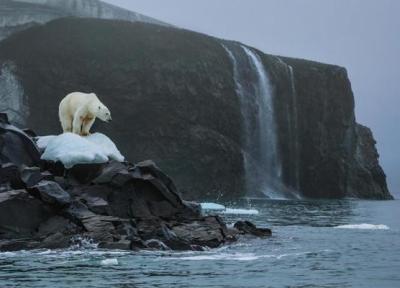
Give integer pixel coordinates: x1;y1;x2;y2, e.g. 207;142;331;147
0;0;168;40
0;18;392;200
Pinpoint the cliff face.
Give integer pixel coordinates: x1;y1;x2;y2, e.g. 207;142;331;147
0;0;168;40
0;18;392;200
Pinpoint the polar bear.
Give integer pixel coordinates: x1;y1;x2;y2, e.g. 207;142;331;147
58;92;112;136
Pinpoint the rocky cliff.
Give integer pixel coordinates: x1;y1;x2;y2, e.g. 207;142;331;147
0;0;168;40
0;17;392;200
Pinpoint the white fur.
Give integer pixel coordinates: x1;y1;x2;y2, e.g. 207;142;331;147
58;92;111;136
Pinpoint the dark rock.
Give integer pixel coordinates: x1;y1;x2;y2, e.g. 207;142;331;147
37;232;72;249
80;194;109;215
0;163;22;189
144;239;170;250
93;161;127;184
67;163;106;184
0;190;53;238
170;216;228;248
346;124;393;199
0;119;269;251
234;221;272;237
0;239;41;251
0;115;41;168
37;216;82;238
98;240;131;250
29;180;71;207
20;166;43;188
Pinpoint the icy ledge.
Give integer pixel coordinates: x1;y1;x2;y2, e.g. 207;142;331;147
37;133;124;168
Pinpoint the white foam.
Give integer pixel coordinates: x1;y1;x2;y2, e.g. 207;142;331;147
174;253;259;261
200;202;259;215
334;223;389;230
168;251;316;261
100;258;119;266
40;132;124;168
222;208;259;215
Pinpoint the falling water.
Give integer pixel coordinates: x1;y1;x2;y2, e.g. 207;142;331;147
287;65;300;190
223;43;283;198
241;46;282;182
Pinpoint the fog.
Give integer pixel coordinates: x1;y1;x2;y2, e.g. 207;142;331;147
105;0;400;195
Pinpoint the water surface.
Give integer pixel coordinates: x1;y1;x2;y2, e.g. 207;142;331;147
1;199;399;288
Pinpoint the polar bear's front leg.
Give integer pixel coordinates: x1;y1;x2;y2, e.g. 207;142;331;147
72;108;85;135
81;117;95;136
60;115;73;133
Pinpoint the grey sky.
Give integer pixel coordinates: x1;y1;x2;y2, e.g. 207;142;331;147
105;0;400;195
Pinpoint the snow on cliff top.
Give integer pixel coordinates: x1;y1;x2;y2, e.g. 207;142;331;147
37;133;124;168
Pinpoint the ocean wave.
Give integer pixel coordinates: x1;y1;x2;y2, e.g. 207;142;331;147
166;251;319;261
333;223;389;230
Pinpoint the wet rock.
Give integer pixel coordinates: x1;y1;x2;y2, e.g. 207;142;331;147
80;194;109;215
0;117;269;251
20;166;44;188
93;161;127;184
68;163;106;184
234;221;272;237
0;190;53;238
0;113;41;167
170;216;228;248
144;239;170;250
29;180;71;207
98;240;131;250
0;239;41;251
37;232;71;249
0;163;21;189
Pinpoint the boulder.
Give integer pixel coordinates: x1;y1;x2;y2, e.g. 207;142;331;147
29;180;71;207
234;221;272;237
0;113;41;167
0;189;53;238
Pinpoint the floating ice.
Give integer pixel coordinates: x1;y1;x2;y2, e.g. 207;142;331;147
200;202;259;215
334;224;389;230
39;132;124;168
200;203;226;211
100;258;119;266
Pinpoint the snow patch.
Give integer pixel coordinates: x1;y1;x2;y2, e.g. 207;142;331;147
39;133;124;168
334;224;389;230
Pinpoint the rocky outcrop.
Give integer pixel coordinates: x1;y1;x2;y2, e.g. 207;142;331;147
0;17;391;200
0;114;269;251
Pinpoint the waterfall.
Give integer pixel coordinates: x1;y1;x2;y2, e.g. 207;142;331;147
287;65;300;190
222;43;284;198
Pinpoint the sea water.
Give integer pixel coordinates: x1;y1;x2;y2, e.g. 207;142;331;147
1;199;399;288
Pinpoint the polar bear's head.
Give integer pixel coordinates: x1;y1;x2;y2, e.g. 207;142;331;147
89;98;112;123
95;103;112;122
